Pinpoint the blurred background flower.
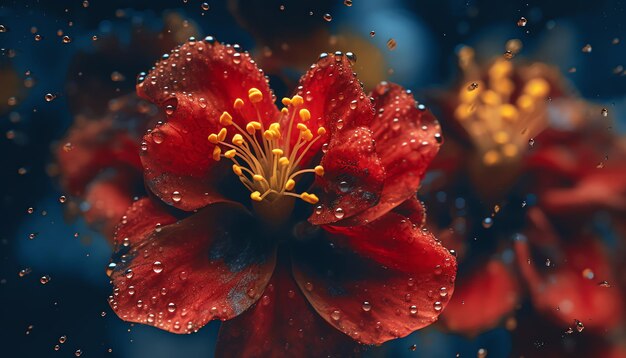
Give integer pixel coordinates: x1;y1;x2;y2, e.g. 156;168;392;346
1;0;625;357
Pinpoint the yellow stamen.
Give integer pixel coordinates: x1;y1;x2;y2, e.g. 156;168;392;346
250;191;262;201
248;88;263;103
299;109;311;121
208;88;325;206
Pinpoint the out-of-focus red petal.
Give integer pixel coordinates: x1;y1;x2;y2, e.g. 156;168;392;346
440;260;519;335
292;53;375;166
138;39;280;211
309;126;385;225
293;212;456;344
515;236;623;331
56;115;143;196
82;171;139;241
344;82;442;225
108;198;276;333
216;257;360;358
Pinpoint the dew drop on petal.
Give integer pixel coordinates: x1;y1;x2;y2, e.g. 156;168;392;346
167;303;177;313
40;275;51;284
331;309;341;321
334;207;345;219
152;261;163;273
201;2;209;11
362;301;372;312
409;305;418;315
517;17;527;27
323;13;333;22
45;93;56;102
62;35;71;44
172;191;182;202
433;301;443;311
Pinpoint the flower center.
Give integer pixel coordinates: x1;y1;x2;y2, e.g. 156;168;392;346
208;88;325;206
455;46;551;166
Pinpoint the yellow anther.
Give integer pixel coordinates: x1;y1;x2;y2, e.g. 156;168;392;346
291;95;304;107
314;165;325;176
297;123;308;131
279;157;290;166
460;81;482;103
301;129;313;141
488;59;513;79
454;103;474;120
269;122;281;131
212;146;221;161
285;179;295;191
250;191;262;202
263;130;275;141
233;98;244;109
220;111;233;126
248;88;263;103
499;104;518;122
218;128;228;142
299;108;311;121
481;90;501;106
224;149;237;158
281;107;289;115
493;131;509;145
281;97;292;106
272;149;284;156
317;127;327;136
524;78;550;98
246;121;262;134
300;192;319;204
232;164;243;176
208;133;219;144
482;150;500;166
232;134;244;146
517;94;535;111
253;174;264;182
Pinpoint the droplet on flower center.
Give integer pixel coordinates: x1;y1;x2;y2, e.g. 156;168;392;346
207;90;326;209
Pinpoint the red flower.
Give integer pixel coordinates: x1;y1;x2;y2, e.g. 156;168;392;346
106;38;456;355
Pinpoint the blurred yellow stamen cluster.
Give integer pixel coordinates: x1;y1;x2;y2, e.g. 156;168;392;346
455;46;551;166
208;88;325;204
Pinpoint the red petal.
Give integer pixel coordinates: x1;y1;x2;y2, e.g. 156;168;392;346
309;126;385;225
56;110;145;196
345;82;442;225
292;53;375;166
293;212;457;344
440;260;519;335
515;237;623;331
82;172;139;241
108;198;276;333
216;257;360;358
138;39;280;211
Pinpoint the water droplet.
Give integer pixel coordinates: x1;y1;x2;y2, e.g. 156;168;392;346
124;269;134;279
482;217;493;228
369;31;376;37
599;280;611;288
75;349;82;357
0;25;8;32
386;38;397;50
59;195;67;203
179;271;188;281
28;232;38;240
601;108;608;117
19;268;32;277
517;17;527;27
338;181;351;193
331;309;341;321
433;301;442;311
152;261;164;273
334;207;345;219
140;142;148;151
477;348;488;358
45;93;56;102
27;207;34;214
409;305;418;315
152;131;164;144
545;258;551;267
54;345;60;351
172;191;182;202
439;287;448;297
304;282;314;291
362;301;372;312
467;82;479;91
575;319;584;332
528;138;535;148
59;335;67;343
344;0;353;6
323;13;333;22
62;36;71;44
201;2;209;11
165;104;175;115
34;34;42;41
167;302;177;313
82;0;89;7
40;275;51;284
106;262;116;277
582;44;592;53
